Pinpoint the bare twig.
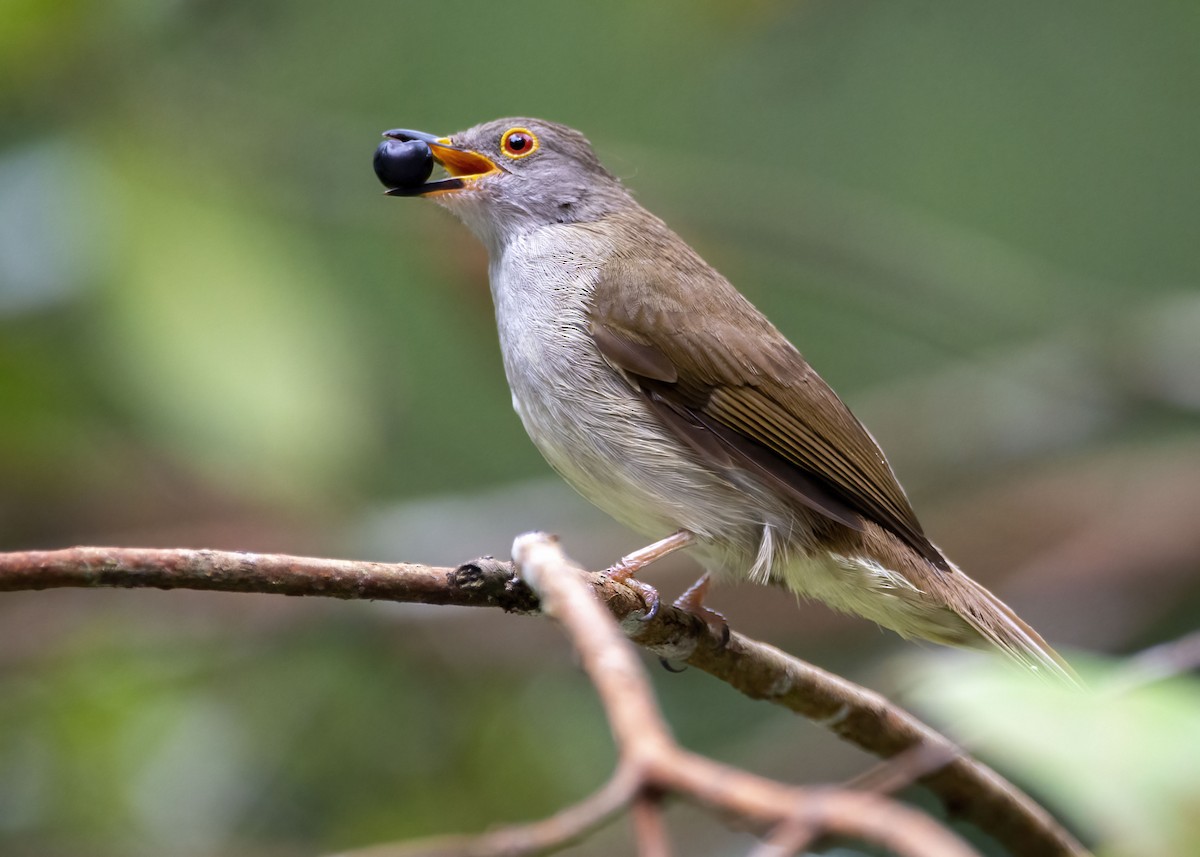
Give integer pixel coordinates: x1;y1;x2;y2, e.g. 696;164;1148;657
331;764;639;857
508;532;983;857
1109;629;1200;693
0;547;538;612
0;545;1086;856
745;817;818;857
630;791;671;857
844;740;963;795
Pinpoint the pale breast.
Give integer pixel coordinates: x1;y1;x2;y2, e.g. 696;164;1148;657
488;224;764;544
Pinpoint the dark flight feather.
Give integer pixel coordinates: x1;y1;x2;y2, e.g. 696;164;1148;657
589;254;950;571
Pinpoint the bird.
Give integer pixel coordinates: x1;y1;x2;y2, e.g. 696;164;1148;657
375;117;1076;682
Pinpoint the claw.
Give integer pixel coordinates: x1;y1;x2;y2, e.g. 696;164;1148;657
607;562;661;621
674;573;730;646
603;531;692;622
628;578;661;621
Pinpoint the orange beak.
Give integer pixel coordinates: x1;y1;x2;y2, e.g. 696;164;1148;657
427;138;502;182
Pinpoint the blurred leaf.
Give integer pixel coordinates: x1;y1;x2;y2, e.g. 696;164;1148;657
93;143;378;500
906;654;1200;856
0;140;111;316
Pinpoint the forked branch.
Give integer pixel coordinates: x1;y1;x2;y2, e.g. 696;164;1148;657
0;545;1087;856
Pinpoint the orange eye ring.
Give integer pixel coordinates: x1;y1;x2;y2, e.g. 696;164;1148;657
500;127;539;159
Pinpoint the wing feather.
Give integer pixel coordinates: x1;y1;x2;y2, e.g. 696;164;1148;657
590;256;949;570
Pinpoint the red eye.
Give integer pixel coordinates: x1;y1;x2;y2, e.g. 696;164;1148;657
501;128;539;158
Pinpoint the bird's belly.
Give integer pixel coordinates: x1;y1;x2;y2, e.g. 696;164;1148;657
772;550;975;644
502;335;761;545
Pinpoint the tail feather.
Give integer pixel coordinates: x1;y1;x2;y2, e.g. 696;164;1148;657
950;573;1081;687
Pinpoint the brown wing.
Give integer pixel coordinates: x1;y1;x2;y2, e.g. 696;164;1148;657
590;255;949;570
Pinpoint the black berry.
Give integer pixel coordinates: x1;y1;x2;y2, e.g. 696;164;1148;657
373;139;434;189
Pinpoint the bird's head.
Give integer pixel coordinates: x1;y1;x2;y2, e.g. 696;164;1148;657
377;118;634;248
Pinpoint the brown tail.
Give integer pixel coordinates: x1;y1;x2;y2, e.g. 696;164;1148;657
950;573;1081;687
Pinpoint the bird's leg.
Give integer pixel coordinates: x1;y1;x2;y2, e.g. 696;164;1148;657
605;529;694;620
674;572;730;646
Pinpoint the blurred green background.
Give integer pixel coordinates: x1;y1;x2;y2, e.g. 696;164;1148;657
2;2;1198;855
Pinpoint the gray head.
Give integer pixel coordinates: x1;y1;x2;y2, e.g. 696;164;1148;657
380;118;635;250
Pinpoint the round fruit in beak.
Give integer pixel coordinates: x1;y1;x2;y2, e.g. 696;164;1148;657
373;139;434;190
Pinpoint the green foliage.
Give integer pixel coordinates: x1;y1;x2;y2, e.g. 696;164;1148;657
4;0;1198;522
907;654;1200;856
1;1;1198;855
0;614;616;854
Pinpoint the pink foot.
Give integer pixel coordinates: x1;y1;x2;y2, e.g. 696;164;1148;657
674;573;729;646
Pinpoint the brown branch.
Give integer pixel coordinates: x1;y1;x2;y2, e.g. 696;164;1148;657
330;764;640;857
1109;629;1200;693
843;739;963;796
506;532;981;857
0;546;1086;856
745;818;818;857
0;546;539;612
630;791;671;857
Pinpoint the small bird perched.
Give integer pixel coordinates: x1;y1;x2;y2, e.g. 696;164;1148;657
376;118;1074;682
